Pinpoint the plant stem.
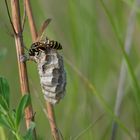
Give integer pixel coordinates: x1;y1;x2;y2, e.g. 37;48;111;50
24;0;60;139
24;0;37;42
46;102;60;140
10;0;37;139
14;133;22;140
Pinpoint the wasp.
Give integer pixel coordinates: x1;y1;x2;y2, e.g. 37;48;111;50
29;38;62;56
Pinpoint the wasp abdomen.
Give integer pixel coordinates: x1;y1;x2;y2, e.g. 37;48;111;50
45;40;62;50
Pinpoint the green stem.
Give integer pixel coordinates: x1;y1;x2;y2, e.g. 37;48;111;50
14;132;23;140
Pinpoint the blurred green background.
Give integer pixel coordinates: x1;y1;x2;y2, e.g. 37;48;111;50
0;0;140;139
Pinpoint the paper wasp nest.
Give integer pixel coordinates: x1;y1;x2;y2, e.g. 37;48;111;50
32;49;66;104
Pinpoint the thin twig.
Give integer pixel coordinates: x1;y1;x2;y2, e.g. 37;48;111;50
46;103;60;140
24;0;60;139
22;0;26;32
5;0;17;35
10;0;37;139
111;0;140;140
24;0;37;42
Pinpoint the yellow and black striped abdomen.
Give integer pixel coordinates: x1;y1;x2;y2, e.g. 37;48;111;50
47;40;62;50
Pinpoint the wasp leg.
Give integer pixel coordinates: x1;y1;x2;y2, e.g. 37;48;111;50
20;54;30;62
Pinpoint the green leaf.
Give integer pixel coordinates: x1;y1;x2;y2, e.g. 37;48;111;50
0;95;9;112
0;104;8;115
24;122;35;140
11;110;16;122
0;77;10;108
15;95;30;128
0;114;11;130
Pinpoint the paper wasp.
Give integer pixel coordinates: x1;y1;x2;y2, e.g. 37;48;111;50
29;37;62;57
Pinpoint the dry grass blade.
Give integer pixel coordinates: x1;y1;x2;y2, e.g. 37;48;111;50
5;0;17;35
37;18;52;41
24;0;37;42
21;0;26;32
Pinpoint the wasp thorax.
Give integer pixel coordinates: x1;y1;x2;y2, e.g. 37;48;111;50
29;42;45;56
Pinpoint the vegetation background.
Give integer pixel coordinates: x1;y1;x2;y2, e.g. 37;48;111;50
0;0;140;139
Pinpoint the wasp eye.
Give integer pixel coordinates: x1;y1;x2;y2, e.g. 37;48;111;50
31;42;40;49
31;44;35;49
29;49;35;56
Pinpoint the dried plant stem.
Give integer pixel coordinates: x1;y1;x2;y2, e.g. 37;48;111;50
10;0;37;139
24;0;37;42
24;0;60;139
46;103;60;140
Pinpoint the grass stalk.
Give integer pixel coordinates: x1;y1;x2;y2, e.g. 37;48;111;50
10;0;37;139
111;0;140;140
24;0;60;139
64;57;132;138
24;0;37;42
100;0;140;101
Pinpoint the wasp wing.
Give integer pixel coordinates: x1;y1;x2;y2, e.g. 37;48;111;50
37;18;52;42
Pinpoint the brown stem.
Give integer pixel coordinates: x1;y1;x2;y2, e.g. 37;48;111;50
46;103;60;140
10;0;37;139
24;0;60;140
24;0;37;42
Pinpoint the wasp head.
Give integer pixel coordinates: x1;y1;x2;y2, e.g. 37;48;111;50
29;48;35;56
29;42;40;56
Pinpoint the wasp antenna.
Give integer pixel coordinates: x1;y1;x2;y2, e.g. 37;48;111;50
21;1;27;32
4;0;17;36
37;18;52;41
